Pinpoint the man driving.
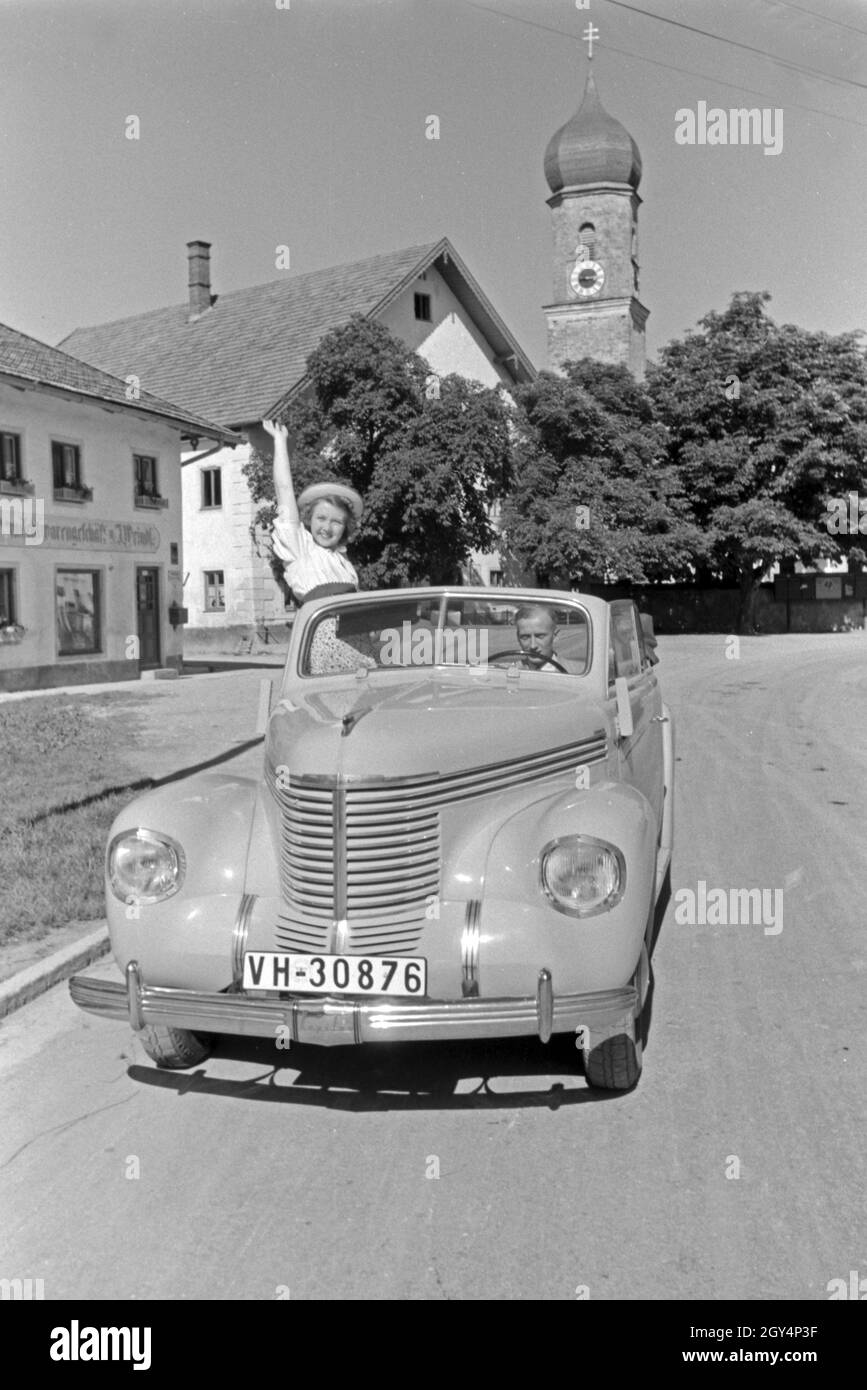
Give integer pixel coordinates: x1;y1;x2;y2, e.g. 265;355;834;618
514;605;574;672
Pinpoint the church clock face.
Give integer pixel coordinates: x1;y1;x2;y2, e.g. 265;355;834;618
570;259;605;298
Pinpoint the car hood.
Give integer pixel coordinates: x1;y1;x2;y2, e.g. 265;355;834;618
267;673;607;780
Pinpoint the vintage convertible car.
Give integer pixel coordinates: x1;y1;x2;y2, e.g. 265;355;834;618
70;587;673;1091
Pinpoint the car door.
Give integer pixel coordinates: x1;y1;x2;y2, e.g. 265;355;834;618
605;600;665;823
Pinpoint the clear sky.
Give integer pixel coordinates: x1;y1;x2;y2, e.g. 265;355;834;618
1;0;865;371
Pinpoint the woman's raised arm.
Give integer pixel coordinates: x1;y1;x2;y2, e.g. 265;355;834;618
262;418;300;525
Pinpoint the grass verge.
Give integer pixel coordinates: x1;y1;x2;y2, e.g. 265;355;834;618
0;694;147;947
0;789;140;941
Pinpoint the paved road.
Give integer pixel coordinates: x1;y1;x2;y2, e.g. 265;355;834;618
1;635;865;1300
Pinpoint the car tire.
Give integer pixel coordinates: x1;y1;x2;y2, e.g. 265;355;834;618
138;1025;213;1069
583;1032;642;1092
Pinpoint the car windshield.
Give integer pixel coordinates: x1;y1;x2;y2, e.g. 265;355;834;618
298;595;591;677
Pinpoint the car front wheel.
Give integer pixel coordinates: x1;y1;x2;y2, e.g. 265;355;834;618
582;1031;642;1091
137;1025;213;1069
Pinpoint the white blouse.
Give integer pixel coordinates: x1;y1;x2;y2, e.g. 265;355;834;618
272;506;359;597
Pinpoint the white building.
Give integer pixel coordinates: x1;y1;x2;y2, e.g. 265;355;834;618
0;322;235;690
61;239;535;648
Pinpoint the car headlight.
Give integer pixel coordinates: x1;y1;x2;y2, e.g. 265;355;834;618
540;836;625;917
108;829;186;905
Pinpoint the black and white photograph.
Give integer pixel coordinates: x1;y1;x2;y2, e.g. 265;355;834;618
1;0;865;1335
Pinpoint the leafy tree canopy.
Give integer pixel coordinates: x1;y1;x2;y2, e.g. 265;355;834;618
500;359;702;587
647;291;867;624
244;315;514;589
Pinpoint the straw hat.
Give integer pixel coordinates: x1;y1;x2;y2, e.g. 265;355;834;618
298;481;364;522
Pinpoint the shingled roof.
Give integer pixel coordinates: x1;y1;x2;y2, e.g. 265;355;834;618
0;321;237;444
59;239;535;431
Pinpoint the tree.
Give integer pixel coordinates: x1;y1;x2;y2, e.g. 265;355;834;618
647;292;867;630
499;360;702;588
244;315;515;589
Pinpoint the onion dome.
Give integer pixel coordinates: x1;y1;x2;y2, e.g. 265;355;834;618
544;70;642;193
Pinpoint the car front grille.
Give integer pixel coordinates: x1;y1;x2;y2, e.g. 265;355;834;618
276;781;334;919
272;777;440;955
267;731;607;955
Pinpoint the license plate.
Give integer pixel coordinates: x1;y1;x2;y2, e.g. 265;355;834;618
242;951;427;997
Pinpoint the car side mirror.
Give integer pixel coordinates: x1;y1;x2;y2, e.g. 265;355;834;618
639;612;659;666
614;676;634;739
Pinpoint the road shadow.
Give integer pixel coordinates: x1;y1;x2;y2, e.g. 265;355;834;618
127;1032;629;1112
25;736;265;827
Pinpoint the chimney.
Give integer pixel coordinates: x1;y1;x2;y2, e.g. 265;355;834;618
187;240;212;318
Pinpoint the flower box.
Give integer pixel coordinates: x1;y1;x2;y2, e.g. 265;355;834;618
54;486;93;502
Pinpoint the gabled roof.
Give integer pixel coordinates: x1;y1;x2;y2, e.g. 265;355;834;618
0;321;237;444
59;239;535;431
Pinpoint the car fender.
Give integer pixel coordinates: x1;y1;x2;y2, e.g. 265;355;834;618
105;772;261;989
475;779;658;996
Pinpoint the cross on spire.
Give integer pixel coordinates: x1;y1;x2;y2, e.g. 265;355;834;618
582;22;599;60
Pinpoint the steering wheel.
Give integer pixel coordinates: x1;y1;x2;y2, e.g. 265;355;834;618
488;649;569;674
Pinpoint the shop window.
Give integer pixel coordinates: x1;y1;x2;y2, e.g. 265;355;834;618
56;569;102;655
204;570;225;611
202;467;222;508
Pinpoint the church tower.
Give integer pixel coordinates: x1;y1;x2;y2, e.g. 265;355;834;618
543;69;648;378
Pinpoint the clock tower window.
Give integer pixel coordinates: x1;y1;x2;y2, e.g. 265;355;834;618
578;222;596;260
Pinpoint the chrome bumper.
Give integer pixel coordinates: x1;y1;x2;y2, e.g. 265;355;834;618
69;960;638;1048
